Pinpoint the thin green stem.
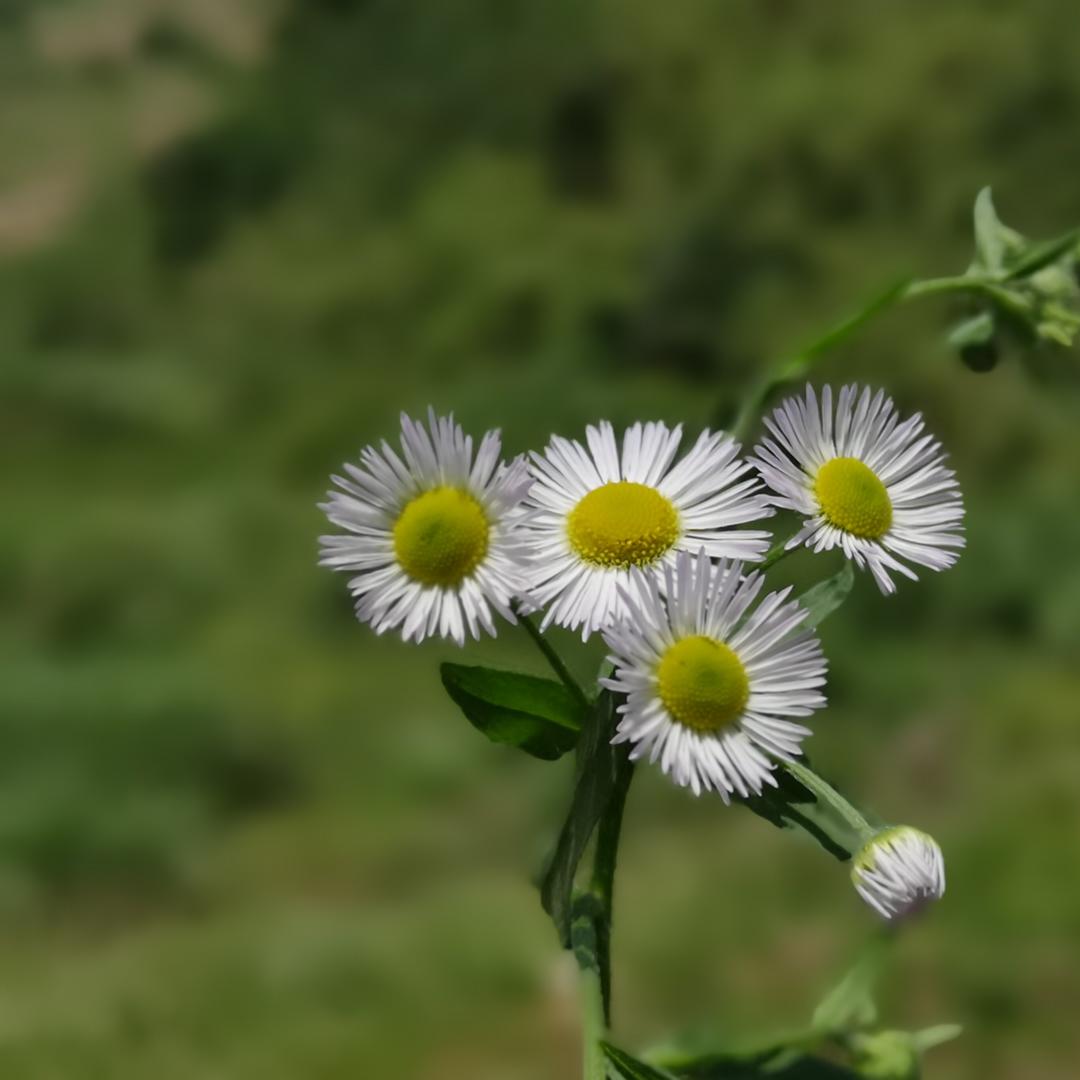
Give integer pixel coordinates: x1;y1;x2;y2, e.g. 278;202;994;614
579;955;608;1080
730;270;1014;443
758;534;797;572
783;759;876;843
590;754;634;1024
515;606;590;710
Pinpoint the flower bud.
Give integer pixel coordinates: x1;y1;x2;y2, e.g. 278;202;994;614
851;826;945;921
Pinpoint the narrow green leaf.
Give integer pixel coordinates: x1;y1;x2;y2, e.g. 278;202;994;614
973;187;1006;272
675;1057;862;1079
811;948;880;1034
602;1042;680;1080
440;663;585;761
910;1023;962;1053
1003;228;1080;281
796;563;855;629
946;311;995;350
540;691;629;944
737;760;876;863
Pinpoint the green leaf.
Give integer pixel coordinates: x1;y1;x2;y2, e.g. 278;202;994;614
440;663;585;761
796;563;855;629
910;1024;962;1053
1003;228;1080;281
946;311;995;350
811;948;880;1034
676;1058;862;1079
602;1042;680;1080
539;690;632;944
737;761;874;863
972;187;1007;272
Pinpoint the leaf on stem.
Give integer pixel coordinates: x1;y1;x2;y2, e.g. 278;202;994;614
811;946;880;1034
973;187;1009;273
737;764;870;863
1003;228;1080;281
618;1039;862;1079
795;563;855;629
602;1042;681;1080
540;690;632;944
440;663;585;761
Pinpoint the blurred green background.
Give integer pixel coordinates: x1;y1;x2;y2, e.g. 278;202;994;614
2;1;1079;1077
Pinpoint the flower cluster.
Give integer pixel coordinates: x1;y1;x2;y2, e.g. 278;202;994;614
319;387;960;919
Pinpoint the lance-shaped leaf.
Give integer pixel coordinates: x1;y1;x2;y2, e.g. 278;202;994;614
539;690;632;944
1003;228;1080;281
795;563;855;629
614;1038;862;1080
737;760;877;863
972;187;1010;273
811;946;881;1034
602;1042;680;1080
440;664;585;761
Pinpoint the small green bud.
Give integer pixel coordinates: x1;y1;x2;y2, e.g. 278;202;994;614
851;1031;920;1080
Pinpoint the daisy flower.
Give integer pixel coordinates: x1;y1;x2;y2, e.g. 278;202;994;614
319;409;532;645
601;549;827;799
852;826;946;921
522;420;773;637
752;384;965;594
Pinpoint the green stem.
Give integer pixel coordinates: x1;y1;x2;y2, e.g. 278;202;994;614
730;271;1008;443
579;952;608;1080
590;755;635;1024
758;534;797;572
783;759;876;843
515;606;590;711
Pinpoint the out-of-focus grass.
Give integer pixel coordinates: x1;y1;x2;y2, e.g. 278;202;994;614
1;1;1079;1077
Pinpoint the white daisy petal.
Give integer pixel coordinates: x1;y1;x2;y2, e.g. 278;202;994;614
319;410;534;644
520;421;774;637
600;549;827;798
753;384;965;594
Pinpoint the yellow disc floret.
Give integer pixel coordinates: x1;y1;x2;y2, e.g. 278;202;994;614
393;487;490;586
567;481;680;569
657;635;750;733
813;457;893;540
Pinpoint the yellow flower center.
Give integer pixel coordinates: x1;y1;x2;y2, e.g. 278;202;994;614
657;635;750;733
393;487;490;587
566;481;680;569
813;457;893;540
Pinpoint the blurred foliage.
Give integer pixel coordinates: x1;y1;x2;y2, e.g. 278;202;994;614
1;0;1079;1077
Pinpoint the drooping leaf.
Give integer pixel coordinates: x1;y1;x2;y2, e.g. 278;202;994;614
948;311;999;373
539;690;632;943
602;1042;680;1080
796;563;855;629
946;311;995;351
440;663;585;761
737;761;873;863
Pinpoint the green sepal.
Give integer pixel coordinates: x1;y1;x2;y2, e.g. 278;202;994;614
439;663;585;761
